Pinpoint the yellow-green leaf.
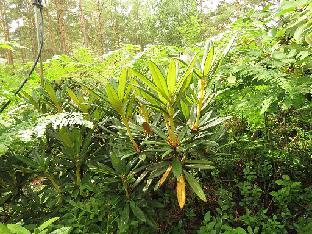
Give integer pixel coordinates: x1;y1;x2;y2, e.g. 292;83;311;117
202;45;214;78
167;60;177;95
45;83;62;112
176;175;186;209
118;69;127;100
158;165;172;187
106;83;122;114
148;61;169;99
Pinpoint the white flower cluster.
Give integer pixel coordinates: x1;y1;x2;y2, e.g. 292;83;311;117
19;112;94;142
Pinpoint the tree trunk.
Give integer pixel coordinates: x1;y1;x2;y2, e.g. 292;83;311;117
55;0;68;53
46;8;56;56
96;0;104;54
78;0;88;47
0;1;13;64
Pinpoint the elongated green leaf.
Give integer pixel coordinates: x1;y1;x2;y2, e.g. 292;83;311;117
130;68;158;92
201;116;231;130
106;83;122;114
167;60;177;95
45;83;61;111
38;217;60;231
176;56;196;93
90;163;117;175
7;224;30;234
67;88;89;113
125;98;136;120
118;69;127;100
133;170;149;188
203;46;214;78
130;201;146;222
136;85;166;106
180;100;190;120
185;164;215;170
58;128;74;148
110;153;123;174
172;158;182;177
175;73;193;105
148;61;169;99
184;170;207;202
185;159;213;164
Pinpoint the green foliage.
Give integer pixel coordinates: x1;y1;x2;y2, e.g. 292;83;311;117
1;1;312;233
0;217;71;234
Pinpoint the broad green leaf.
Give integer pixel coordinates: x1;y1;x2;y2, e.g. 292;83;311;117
7;224;30;234
110;153;123;174
45;83;61;112
125;98;136;120
130;201;146;222
167;60;177;95
203;46;214;78
67;89;89;113
172;158;182;177
148;61;169;99
118;69;127;100
0;223;11;234
180;101;190;120
105;82;122;114
38;217;60;231
58;128;74;148
184;170;207;202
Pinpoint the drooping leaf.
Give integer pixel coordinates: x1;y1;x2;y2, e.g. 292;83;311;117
176;175;186;209
184;170;206;202
130;201;146;222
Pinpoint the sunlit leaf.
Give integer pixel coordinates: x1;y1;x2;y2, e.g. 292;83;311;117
167;60;177;95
